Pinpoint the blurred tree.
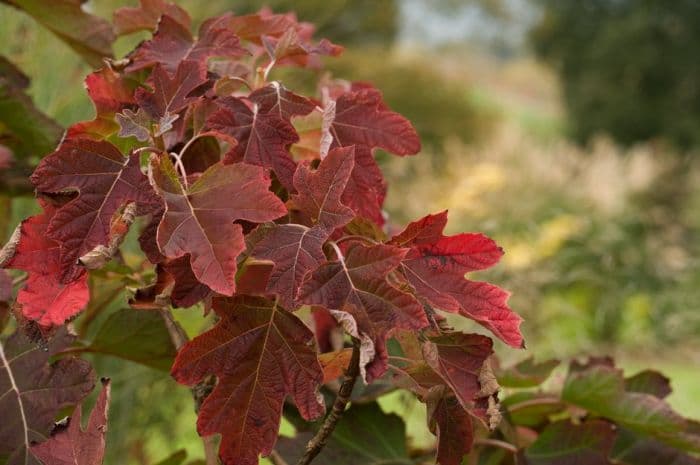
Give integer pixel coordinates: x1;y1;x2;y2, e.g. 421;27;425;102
531;0;700;149
228;0;398;45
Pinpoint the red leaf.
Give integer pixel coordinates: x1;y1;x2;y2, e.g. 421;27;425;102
250;147;356;307
163;256;212;307
208;96;299;190
171;296;324;465
31;379;111;465
2;203;89;328
128;14;247;74
113;0;190;36
31;139;158;281
0;329;95;465
423;333;494;411
291;146;356;232
249;83;315;121
262;27;343;65
330;88;420;156
390;212;523;348
428;391;474;465
67;67;136;140
150;156;286;295
135;60;208;133
340;146;387;225
250;224;326;309
227;10;298;44
299;243;428;381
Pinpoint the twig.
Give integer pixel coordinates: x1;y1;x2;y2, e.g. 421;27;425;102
159;308;218;465
297;340;361;465
474;438;518;454
506;396;561;413
269;449;290;465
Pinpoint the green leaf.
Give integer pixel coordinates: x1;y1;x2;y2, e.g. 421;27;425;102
0;56;62;161
2;0;114;67
497;357;559;388
562;363;700;453
84;308;177;371
624;370;672;399
501;392;566;427
612;428;700;465
277;402;412;465
524;420;617;465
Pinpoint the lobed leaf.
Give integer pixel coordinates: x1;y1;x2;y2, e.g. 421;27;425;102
31;139;159;282
30;379;111;465
299;243;428;381
150;155;286;296
171;296;325;465
0;328;95;465
1;202;89;328
523;420;617;465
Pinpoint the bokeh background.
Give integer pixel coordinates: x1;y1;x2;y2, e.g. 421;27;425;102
2;0;699;463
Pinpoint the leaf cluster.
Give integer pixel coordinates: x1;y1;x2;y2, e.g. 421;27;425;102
0;2;522;465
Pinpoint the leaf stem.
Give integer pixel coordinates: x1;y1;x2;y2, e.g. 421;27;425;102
474;438;518;454
269;449;290;465
506;396;562;412
296;340;361;465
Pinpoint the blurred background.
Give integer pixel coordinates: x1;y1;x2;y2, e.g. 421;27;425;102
1;0;699;463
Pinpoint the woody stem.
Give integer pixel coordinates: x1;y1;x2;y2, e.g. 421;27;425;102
296;340;361;465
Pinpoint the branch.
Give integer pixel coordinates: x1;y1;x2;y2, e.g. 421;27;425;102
296;340;361;465
159;308;218;465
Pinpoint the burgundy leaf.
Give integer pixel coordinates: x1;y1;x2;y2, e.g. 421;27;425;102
330;87;420;156
31;379;111;465
67;67;136;140
128;14;247;74
299;243;428;381
428;390;474;465
31;139;158;282
150;156;286;295
250;224;326;309
113;0;190;36
249;83;315;121
208;96;299;190
290;146;356;233
423;333;494;411
0;329;95;465
171;296;324;465
135;60;208;132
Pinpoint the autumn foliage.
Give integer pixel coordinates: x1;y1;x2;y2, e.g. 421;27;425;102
0;3;528;464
